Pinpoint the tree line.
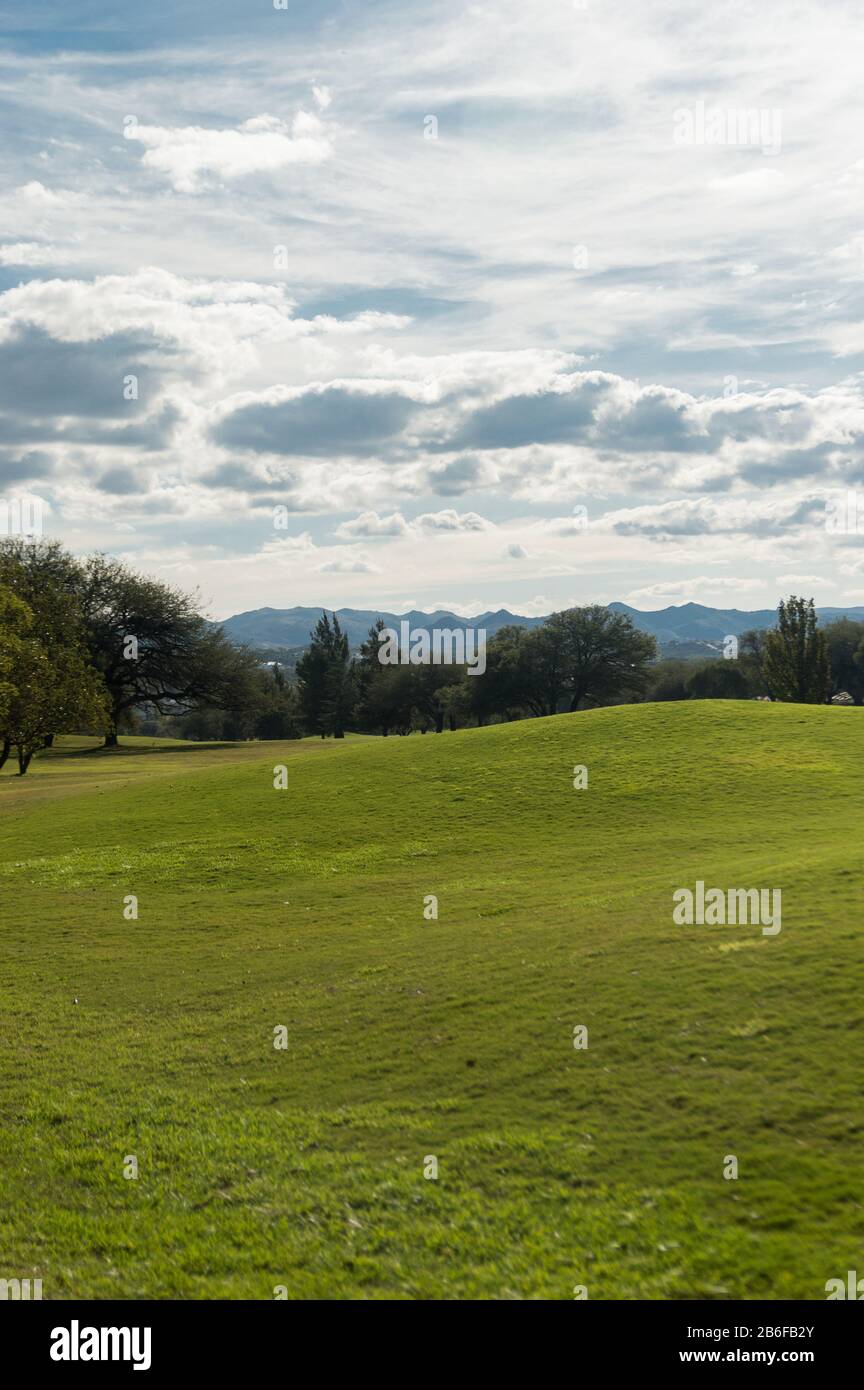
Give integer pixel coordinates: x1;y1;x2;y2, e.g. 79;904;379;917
289;595;846;738
0;540;854;771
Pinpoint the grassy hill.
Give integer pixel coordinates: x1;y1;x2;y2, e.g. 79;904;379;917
0;703;862;1299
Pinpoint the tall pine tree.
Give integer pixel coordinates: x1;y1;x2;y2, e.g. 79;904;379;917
763;596;829;703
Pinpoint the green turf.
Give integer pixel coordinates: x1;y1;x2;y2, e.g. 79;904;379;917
0;702;861;1299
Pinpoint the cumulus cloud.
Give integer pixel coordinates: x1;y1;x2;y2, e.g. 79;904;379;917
211;365;864;500
124;112;332;193
335;510;409;538
334;508;491;540
415;509;489;532
593;494;831;539
14;181;70;205
319;555;380;574
214;383;422;457
0;268;402;356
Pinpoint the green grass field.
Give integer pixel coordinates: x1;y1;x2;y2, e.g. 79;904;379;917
1;701;862;1299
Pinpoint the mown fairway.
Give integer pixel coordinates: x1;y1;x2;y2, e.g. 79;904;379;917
0;702;862;1299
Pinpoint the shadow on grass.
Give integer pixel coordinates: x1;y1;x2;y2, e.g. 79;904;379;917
44;740;242;759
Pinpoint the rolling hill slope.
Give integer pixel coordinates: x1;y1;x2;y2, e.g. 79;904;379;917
0;703;862;1298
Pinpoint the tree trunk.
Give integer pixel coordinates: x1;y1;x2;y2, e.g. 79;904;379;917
104;729;119;748
43;733;55;748
17;746;33;776
0;738;10;770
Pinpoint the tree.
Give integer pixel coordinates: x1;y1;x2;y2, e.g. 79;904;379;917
355;621;387;695
739;628;772;698
0;584;33;758
8;644;110;774
467;625;541;723
685;661;749;700
823;618;864;704
296;612;355;737
79;554;259;745
763;596;829;704
0;556;112;772
356;665;415;736
544;605;657;711
521;625;572;716
0;537;82;609
643;658;690;702
252;667;302;740
435;679;471;731
411;662;465;733
0;594;110;774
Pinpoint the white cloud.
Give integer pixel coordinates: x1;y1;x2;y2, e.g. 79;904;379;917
625;577;760;602
0;242;70;266
415;509;490;532
774;574;834;587
14;181;70;205
319;556;380;574
125;113;332;193
335;510;410;538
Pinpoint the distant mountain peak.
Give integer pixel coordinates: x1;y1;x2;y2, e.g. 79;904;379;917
218;601;864;652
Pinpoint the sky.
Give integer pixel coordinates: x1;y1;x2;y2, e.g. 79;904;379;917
2;0;864;620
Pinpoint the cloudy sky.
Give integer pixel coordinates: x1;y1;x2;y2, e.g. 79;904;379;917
3;0;864;619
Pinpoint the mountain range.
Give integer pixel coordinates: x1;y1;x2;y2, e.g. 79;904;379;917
217;601;864;653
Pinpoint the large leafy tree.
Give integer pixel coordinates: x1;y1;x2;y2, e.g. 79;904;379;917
0;576;109;774
0;540;258;747
544;605;657;711
79;554;259;745
763;596;830;704
2;633;109;774
519;625;572;716
467;625;540;723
